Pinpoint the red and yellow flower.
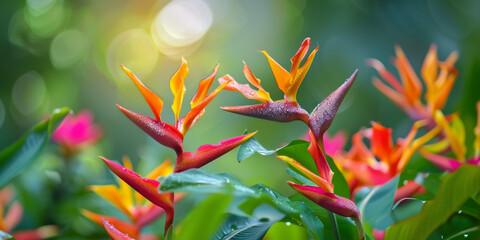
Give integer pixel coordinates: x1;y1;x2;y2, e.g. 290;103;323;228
219;38;357;144
119;60;255;172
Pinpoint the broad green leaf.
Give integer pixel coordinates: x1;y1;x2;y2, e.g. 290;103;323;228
240;184;324;239
0;107;70;188
176;194;232;240
385;165;480;240
265;221;309;240
357;176;399;231
0;230;15;240
158;169;256;196
237;132;278;162
212;204;284;240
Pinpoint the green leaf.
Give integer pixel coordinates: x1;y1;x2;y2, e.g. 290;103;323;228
240;184;324;239
0;230;15;240
0;107;70;188
357;176;399;231
212;205;284;240
237;132;278;162
176;194;232;240
385;165;480;240
265;221;309;240
158;169;256;197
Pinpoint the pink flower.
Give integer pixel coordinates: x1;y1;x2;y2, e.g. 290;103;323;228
51;110;102;157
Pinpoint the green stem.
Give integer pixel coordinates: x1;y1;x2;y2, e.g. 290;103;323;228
328;211;341;240
353;217;365;240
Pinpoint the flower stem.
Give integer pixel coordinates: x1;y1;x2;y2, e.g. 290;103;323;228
353;216;365;240
328;211;341;240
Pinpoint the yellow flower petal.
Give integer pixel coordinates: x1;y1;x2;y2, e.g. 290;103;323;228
170;58;189;123
261;50;291;96
277;156;334;193
121;65;164;121
475;101;480;157
190;64;219;109
289;38;310;84
287;47;318;102
434;111;466;161
146;159;174;180
421;44;438;93
120;156;134;208
397;123;442;171
88;185;134;221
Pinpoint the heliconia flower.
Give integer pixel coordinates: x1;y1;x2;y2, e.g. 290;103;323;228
0;186;58;240
51;110;102;158
219;38;357;142
419;104;480;171
83;157;180;236
278;130;360;219
333;121;440;196
367;45;458;129
119;61;256;172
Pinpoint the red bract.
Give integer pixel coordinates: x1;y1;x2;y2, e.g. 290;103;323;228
219;38;357;143
83;157;180;238
119;61;255;172
279;130;360;219
101;157;175;232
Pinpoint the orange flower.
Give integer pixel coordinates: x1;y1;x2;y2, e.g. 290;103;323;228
367;45;458;128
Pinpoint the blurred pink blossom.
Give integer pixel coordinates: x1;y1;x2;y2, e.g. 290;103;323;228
51;110;102;157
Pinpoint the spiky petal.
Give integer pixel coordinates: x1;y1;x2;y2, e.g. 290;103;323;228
82;210;139;238
309;70;357;142
175;132;257;172
117;105;184;155
288;182;360;218
221;101;310;123
102;219;135;240
101;157;175;232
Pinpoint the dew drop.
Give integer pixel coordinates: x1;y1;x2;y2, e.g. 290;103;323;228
422;200;426;203
403;180;408;185
464;234;468;238
441;236;443;239
458;210;462;214
286;222;291;226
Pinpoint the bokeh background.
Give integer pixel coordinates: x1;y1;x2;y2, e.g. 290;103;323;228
1;0;480;238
